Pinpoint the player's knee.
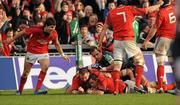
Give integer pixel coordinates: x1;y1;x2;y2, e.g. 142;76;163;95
156;55;165;65
133;53;144;66
41;64;49;72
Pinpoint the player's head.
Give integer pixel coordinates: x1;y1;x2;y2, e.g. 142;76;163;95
90;46;103;61
117;0;129;6
43;17;56;36
78;67;90;82
88;74;98;88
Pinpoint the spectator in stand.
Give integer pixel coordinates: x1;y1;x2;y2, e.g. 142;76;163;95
1;27;19;56
94;22;113;52
66;0;75;11
80;24;96;46
9;0;22;31
54;0;64;13
43;0;56;15
104;1;117;18
79;5;93;27
38;11;49;22
74;1;85;19
88;13;98;34
58;10;80;44
21;7;34;26
55;1;70;44
0;6;11;55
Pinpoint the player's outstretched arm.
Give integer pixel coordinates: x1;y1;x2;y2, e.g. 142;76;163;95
87;88;104;95
142;26;157;50
98;22;109;51
54;38;71;62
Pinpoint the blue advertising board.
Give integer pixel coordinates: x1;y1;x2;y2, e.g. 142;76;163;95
0;54;175;90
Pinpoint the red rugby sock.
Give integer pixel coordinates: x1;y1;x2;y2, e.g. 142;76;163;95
35;71;46;91
157;65;164;89
135;65;143;88
19;77;27;93
112;70;120;93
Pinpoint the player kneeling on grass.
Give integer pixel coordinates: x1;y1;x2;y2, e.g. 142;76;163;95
87;73;147;95
5;17;70;95
66;67;94;94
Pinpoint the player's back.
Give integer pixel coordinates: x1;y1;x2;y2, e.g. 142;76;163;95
156;5;177;39
98;74;115;93
26;26;58;54
108;6;146;40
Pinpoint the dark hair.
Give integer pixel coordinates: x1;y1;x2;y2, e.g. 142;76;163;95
117;0;129;6
78;67;89;75
61;1;68;7
89;46;99;55
44;17;56;26
5;27;13;34
89;74;98;81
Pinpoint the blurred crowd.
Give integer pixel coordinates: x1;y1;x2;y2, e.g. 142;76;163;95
0;0;171;56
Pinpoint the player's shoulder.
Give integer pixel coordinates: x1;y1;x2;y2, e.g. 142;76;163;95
51;31;58;38
103;52;113;59
160;4;174;12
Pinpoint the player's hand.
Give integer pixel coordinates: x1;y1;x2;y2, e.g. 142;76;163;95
87;89;93;94
157;0;164;6
142;41;153;50
61;54;71;63
100;67;107;72
78;87;84;93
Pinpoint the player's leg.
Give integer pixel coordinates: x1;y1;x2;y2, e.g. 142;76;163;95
17;52;35;94
141;75;150;87
34;58;49;93
18;62;33;94
154;37;173;91
133;53;144;88
112;40;126;94
124;40;144;88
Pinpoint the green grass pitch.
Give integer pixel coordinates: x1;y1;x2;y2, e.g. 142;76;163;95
0;89;178;105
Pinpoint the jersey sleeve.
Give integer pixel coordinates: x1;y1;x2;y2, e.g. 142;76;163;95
153;10;163;29
25;27;41;36
98;75;107;91
130;6;147;16
104;53;114;64
71;75;80;90
51;31;59;44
